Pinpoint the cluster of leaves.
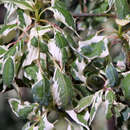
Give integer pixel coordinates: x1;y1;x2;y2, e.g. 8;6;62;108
0;0;129;129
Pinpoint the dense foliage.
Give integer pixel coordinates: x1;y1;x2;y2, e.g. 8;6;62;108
0;0;130;129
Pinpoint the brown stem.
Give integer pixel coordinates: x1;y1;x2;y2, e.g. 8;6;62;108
39;19;63;32
72;13;116;18
8;23;34;47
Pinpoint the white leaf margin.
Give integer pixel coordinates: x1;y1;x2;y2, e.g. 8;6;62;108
66;110;90;130
78;35;109;60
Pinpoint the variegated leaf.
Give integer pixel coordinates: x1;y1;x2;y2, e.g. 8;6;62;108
106;0;115;12
4;39;24;59
4;3;18;25
9;98;39;119
121;74;130;101
32;76;52;106
2;57;14;86
71;58;86;83
75;95;94;113
48;0;76;32
24;64;38;82
114;0;130;19
104;90;115;119
105;63;119;87
105;90;115;104
1;0;35;11
0;24;17;44
65;118;84;130
0;46;7;57
66;110;90;130
23;25;51;67
89;90;103;125
17;9;32;28
52;68;73;110
115;0;130;26
22;113;54;130
39;114;54;130
78;35;109;61
48;31;70;67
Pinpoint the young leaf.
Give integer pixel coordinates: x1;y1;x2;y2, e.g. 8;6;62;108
2;57;14;86
32;76;52;106
105;63;119;87
9;98;39;119
48;0;76;32
52;68;73;110
75;95;94;113
78;35;109;60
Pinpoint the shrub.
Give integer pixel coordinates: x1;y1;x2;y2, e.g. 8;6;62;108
0;0;129;129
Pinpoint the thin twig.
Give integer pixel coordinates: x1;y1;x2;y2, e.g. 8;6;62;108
72;13;116;18
8;24;34;47
48;52;62;71
39;19;63;32
35;23;45;75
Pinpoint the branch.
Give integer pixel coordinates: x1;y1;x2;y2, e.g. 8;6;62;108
72;13;116;18
8;23;34;47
